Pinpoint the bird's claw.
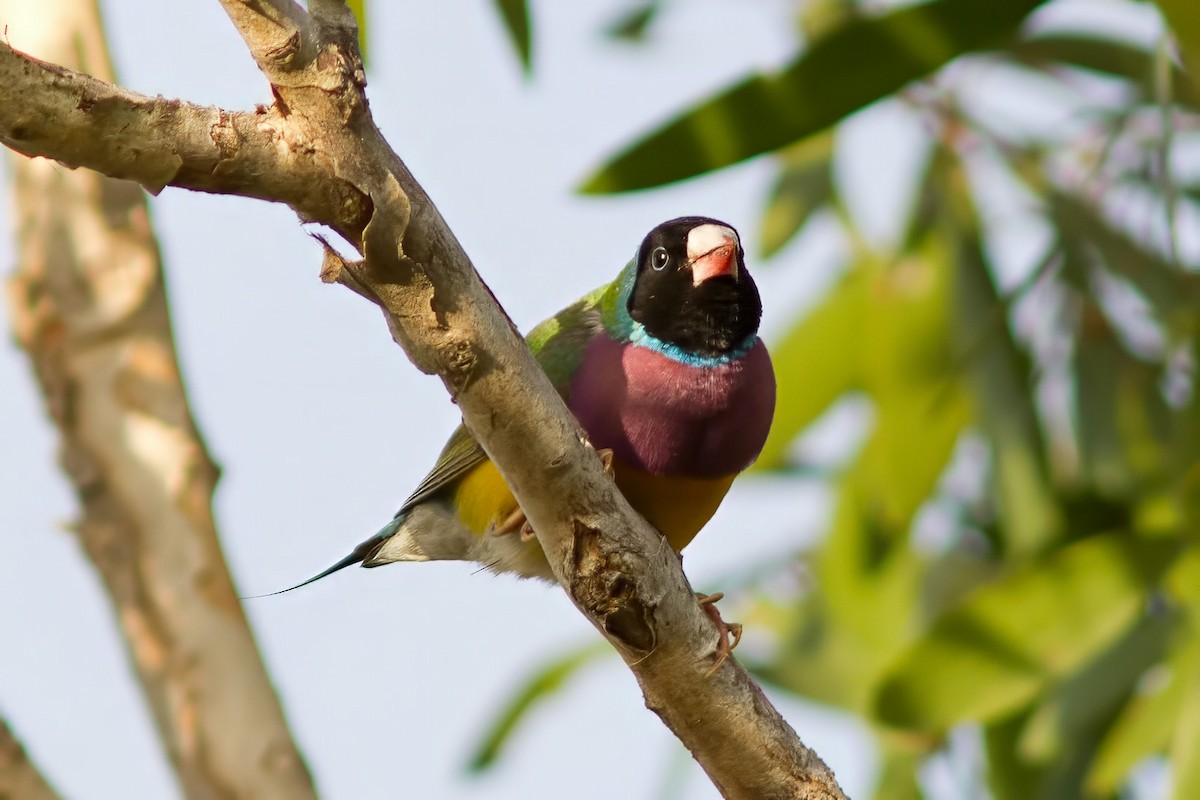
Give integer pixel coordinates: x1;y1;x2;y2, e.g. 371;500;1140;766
581;437;615;477
492;507;538;540
696;592;742;675
596;447;616;476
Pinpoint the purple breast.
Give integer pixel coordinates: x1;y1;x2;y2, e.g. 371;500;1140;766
568;334;776;478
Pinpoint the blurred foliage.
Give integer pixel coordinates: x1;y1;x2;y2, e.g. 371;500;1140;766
492;0;533;74
354;0;531;73
471;0;1200;797
604;1;662;43
581;0;1043;193
464;642;609;772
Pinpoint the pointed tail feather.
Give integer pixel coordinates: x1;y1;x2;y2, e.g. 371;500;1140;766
242;516;404;599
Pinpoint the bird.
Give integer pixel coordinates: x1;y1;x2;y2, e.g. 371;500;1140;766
281;216;775;659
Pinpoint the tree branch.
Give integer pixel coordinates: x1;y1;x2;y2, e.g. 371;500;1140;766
0;1;847;796
0;1;317;797
0;42;370;244
0;716;60;800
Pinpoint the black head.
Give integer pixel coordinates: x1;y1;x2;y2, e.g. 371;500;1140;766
628;216;762;359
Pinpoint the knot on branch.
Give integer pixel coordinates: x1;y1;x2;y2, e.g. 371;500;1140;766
264;31;304;72
207;109;242;159
440;336;481;394
569;521;656;654
314;43;365;98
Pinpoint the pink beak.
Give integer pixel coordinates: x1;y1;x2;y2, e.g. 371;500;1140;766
687;224;739;285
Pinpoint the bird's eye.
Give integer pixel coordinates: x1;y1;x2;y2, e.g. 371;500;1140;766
651;247;670;271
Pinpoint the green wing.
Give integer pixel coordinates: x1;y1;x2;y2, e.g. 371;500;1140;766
525;283;607;394
398;423;488;512
397;285;608;514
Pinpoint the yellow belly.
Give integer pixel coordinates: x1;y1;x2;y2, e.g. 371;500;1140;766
451;457;736;552
452;459;521;535
614;465;736;551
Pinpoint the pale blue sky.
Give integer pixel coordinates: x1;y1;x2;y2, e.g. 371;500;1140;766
6;2;1177;798
0;1;917;798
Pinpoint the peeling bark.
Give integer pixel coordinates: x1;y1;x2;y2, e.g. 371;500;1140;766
0;1;847;797
0;717;60;800
0;2;316;798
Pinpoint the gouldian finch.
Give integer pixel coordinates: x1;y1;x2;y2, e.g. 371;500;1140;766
290;217;775;598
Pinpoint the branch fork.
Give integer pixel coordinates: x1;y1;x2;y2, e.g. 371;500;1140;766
0;1;847;796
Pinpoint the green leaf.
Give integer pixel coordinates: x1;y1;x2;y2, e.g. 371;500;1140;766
872;738;926;800
759;484;924;713
984;701;1119;800
819;484;924;655
1075;313;1136;497
580;0;1044;193
759;132;836;258
465;642;609;772
1086;632;1191;794
755;266;865;470
1018;612;1175;764
1165;545;1200;610
985;712;1044;800
760;221;970;523
1008;33;1200;108
1155;0;1200;86
346;0;369;66
897;143;948;256
952;199;1061;555
1051;192;1200;316
492;0;533;74
759;232;969;481
873;533;1179;731
755;592;874;710
1170;623;1200;800
938;157;1057;559
1162;555;1200;798
920;549;1002;622
856;234;971;528
605;2;661;42
799;0;860;41
1116;358;1175;489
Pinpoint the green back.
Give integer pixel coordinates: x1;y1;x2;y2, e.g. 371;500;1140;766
397;272;629;514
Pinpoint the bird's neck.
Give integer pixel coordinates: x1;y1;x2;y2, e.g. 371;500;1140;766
627;323;757;367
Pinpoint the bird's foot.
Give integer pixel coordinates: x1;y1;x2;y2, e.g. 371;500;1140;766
494;447;614;541
696;592;742;675
596;447;615;476
494;507;525;536
582;437;615;477
493;507;536;541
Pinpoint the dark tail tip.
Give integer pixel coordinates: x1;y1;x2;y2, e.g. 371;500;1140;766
240;549;366;600
240;516;405;600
